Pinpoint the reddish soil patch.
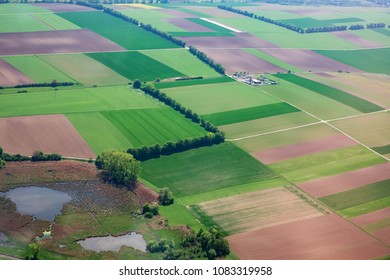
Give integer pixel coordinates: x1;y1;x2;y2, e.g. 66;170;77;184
199;48;284;74
0;114;95;159
0;59;33;87
181;33;277;49
132;183;158;206
351;208;390;227
298;162;390;198
166;18;213;32
334;31;382;48
0;29;124;56
252;134;357;164
260;49;364;72
31;3;96;12
374;227;390;245
228;214;390;259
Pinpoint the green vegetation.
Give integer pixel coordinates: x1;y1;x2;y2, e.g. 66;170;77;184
269;145;386;183
243;49;302;72
315;48;390;73
0;14;51;33
155;76;233;89
0;3;49;14
364;218;390;233
141;142;277;197
86;51;183;81
202;103;300;126
33;13;81;30
101;108;206;147
158;188;174;206
340;197;390;218
169;31;235;37
279;18;332;28
186;18;233;33
372;144;390;155
373;28;390;36
274;74;383;113
158;203;202;230
58;11;179;50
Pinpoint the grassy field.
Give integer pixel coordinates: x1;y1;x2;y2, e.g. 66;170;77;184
274;74;383;113
340;197;390;218
66;112;133;154
373;144;390;156
348;29;390;46
141;142;278;197
187;18;234;33
32;13;80;30
269;145;386;183
3;55;75;83
0;14;51;33
164;81;279;115
316;48;390;73
202;103;300;126
58;11;179;50
101;108;206;147
86;51;183;81
0;3;49;14
155;76;233;89
0;86;159;117
140;49;219;78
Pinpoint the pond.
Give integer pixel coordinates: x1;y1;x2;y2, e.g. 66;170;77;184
77;232;147;253
1;186;71;221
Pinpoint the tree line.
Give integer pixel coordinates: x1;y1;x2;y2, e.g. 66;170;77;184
0;147;61;167
188;46;225;74
0;81;75;91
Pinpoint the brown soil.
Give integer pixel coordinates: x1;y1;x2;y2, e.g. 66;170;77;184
260;49;364;72
374;227;390;245
132;182;159;206
351;208;390;226
334;31;382;48
298;162;390;198
252;134;357;164
0;59;33;87
0;114;95;159
181;33;277;49
228;214;390;259
166;18;214;32
31;3;96;12
199;48;284;74
0;29;124;56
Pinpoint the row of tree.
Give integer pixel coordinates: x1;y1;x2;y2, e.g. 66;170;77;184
305;25;347;33
188;46;225;74
0;81;75;90
0;147;61;164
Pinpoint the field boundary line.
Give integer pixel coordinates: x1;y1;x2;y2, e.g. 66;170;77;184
30;14;56;30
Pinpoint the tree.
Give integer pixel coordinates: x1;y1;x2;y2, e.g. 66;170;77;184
133;79;142;89
26;242;40;260
95;150;140;187
0;147;4;169
158;188;174;205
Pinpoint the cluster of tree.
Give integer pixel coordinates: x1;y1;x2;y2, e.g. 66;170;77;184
147;227;230;260
305;25;347;33
158;188;174;206
0;81;75;91
25;242;40;260
142;203;159;219
95;150;140;187
367;23;386;28
31;151;61;162
0;147;4;169
75;1;185;47
188;46;225;74
349;24;365;30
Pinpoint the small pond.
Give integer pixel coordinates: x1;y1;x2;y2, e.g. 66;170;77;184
77;232;147;253
1;186;71;221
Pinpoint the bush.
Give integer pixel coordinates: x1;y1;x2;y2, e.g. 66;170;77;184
133;79;142;89
158;188;174;206
31;151;61;162
0;158;4;169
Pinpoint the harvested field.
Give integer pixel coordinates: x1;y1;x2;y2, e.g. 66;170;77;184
351;208;390;227
253;134;357;164
166;18;213;32
298;162;390;198
159;9;196;18
374;227;390;245
0;114;95;159
0;59;33;86
201;49;284;74
31;3;96;12
261;49;363;73
0;29;124;56
228;214;390;260
184;7;245;18
181;33;277;49
334;31;383;48
197;187;323;234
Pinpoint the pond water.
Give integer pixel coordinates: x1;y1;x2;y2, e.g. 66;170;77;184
1;186;71;221
77;232;147;253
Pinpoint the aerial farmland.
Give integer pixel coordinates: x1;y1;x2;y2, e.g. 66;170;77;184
0;0;389;261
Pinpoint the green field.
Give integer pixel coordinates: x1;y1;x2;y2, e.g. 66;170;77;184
86;51;183;81
58;11;180;50
270;145;387;183
3;55;75;83
155;76;234;89
373;144;390;155
186;18;233;33
319;179;390;211
202;103;300;126
164;81;279;115
340;197;390;218
140;49;219;78
141;142;278;197
280;17;333;28
0;86;159;117
0;14;50;33
0;3;49;14
274;74;383;113
316;48;390;73
32;13;80;30
101;108;206;147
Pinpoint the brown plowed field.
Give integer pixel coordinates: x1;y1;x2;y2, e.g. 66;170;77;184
0;114;95;159
0;59;33;86
228;214;390;259
252;134;357;164
260;49;364;72
351;208;390;227
374;227;390;245
334;32;382;48
181;33;277;49
31;3;96;12
0;30;124;56
166;18;213;32
199;48;284;74
298;162;390;198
